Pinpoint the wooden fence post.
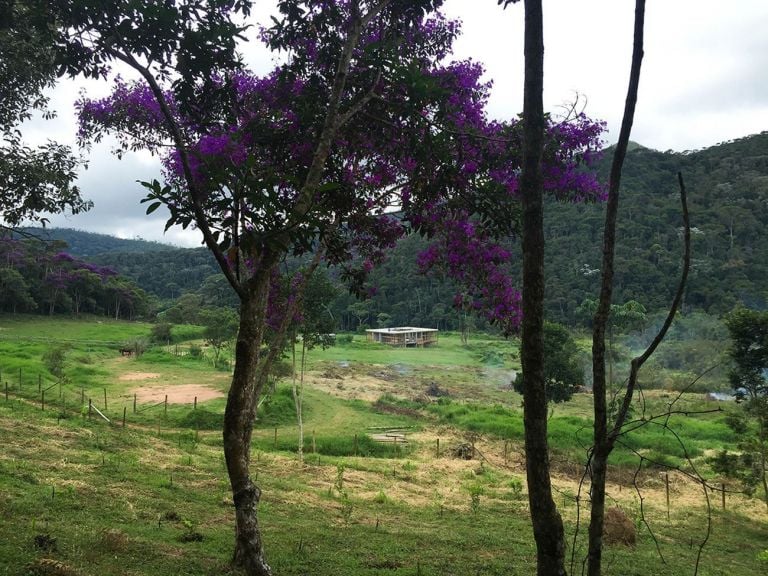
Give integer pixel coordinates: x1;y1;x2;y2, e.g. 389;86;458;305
721;483;726;510
133;393;137;413
194;396;197;410
88;398;92;419
436;438;440;458
122;407;127;428
164;395;168;416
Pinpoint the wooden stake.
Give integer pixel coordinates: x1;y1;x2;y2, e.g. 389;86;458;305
721;483;726;510
193;396;197;410
133;393;137;413
436;437;440;458
122;407;127;428
164;394;168;416
88;398;92;419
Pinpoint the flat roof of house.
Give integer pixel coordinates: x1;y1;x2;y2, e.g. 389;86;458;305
365;327;438;334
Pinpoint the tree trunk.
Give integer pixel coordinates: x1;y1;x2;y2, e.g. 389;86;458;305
759;414;768;511
587;4;646;574
224;286;273;576
520;2;567;574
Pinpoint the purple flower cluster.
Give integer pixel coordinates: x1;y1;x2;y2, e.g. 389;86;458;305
417;214;521;335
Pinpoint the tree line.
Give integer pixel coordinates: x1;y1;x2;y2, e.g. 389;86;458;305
0;236;150;319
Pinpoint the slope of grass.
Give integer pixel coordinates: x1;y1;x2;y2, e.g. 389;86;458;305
1;398;767;576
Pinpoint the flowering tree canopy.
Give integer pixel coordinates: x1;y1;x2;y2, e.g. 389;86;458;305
69;1;605;573
76;14;604;334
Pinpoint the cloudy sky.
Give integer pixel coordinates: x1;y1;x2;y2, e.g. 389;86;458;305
24;0;768;247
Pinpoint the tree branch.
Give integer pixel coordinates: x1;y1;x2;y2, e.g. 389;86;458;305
609;172;691;441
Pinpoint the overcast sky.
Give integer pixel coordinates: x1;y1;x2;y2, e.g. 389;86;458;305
25;0;768;247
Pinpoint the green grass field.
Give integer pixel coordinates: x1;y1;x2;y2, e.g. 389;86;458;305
0;315;766;575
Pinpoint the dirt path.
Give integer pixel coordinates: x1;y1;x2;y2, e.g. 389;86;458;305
131;383;225;404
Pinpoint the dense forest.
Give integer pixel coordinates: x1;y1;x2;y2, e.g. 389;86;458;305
0;237;150;319
17;132;768;330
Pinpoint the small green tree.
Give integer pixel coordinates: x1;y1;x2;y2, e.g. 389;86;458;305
150;321;173;344
515;321;583;403
291;271;337;461
199;307;239;369
42;344;70;381
725;307;768;509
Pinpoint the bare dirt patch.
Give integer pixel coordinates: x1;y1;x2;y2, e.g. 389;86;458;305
119;372;161;382
132;383;224;404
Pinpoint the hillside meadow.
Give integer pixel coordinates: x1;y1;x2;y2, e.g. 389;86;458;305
0;315;766;575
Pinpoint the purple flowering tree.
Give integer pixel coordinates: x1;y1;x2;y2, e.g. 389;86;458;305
69;2;529;573
64;1;606;572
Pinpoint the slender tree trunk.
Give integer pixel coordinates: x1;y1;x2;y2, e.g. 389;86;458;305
520;2;567;574
588;4;646;574
296;340;307;462
224;284;273;576
759;414;768;511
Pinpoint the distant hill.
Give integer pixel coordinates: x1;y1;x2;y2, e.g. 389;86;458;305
541;131;768;323
16;132;768;325
18;227;178;257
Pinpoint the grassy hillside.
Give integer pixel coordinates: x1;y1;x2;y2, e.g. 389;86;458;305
1;316;766;575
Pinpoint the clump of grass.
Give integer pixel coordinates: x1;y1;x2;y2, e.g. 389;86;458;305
25;558;79;576
98;528;129;552
257;387;302;426
175;408;223;430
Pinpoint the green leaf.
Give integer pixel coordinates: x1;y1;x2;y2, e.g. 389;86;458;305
145;201;163;215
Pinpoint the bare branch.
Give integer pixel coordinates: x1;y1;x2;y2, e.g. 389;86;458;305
106;47;246;298
632;457;667;564
609;171;691;440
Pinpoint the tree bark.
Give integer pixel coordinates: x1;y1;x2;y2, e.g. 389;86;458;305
520;2;567;574
224;278;273;576
588;3;645;574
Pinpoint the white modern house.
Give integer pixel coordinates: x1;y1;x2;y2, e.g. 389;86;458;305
365;327;439;347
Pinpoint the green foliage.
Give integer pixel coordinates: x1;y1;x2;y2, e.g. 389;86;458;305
514;321;583;403
42;344;69;380
467;484;483;514
150;322;173;344
258;387;301;427
175;409;223;430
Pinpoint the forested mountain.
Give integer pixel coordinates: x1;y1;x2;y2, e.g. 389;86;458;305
18;132;768;329
89;248;218;301
543;131;768;324
18;227;178;256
